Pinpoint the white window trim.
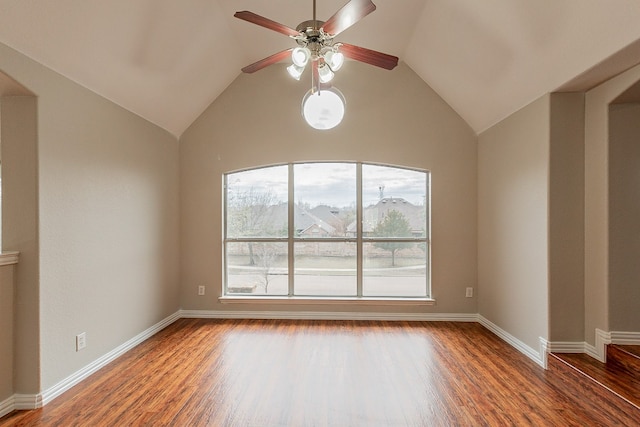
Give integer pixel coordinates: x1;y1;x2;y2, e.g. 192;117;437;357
223;162;431;301
219;296;436;306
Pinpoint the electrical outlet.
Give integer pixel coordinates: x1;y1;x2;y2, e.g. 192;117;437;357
198;285;205;296
76;332;87;351
465;287;474;298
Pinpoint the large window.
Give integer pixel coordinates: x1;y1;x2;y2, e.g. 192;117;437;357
224;162;430;299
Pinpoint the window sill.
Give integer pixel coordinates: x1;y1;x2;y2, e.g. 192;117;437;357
219;296;435;306
0;251;20;266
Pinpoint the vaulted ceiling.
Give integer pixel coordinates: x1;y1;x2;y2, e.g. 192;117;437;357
1;0;640;138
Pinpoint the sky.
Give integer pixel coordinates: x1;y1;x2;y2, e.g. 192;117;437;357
227;162;428;208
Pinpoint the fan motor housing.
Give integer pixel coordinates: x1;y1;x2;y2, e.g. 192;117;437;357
296;20;326;44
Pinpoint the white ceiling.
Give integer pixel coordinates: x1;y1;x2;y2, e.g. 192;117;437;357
1;0;640;137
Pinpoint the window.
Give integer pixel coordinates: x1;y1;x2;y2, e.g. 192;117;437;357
224;162;430;299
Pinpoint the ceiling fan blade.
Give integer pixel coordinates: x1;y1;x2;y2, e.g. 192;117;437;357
234;11;300;38
241;48;293;73
339;43;398;70
321;0;376;36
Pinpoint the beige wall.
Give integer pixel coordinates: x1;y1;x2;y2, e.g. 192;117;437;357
608;102;640;332
478;95;550;350
0;264;15;402
0;42;180;392
584;63;640;345
548;93;585;342
180;62;478;314
1;95;39;394
1;28;637;405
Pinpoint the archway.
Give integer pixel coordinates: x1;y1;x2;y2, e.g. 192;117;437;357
608;81;640;333
0;70;40;405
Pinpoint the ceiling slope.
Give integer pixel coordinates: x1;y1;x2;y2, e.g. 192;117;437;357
404;0;640;134
1;0;639;137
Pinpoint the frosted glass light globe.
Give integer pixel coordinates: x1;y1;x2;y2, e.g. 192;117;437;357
301;88;345;130
291;47;311;67
324;50;344;71
287;64;304;80
318;64;335;83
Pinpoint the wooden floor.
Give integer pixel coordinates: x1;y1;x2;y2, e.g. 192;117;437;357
552;345;640;410
2;319;640;426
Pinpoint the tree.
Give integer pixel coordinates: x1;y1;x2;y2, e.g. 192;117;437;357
372;210;413;266
227;187;281;265
256;243;279;293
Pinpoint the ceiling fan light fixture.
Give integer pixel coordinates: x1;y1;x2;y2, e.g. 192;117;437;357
324;50;344;71
318;64;335;83
287;64;305;80
291;47;311;67
235;0;398;131
302;87;345;130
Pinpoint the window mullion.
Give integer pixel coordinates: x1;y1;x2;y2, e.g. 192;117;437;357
356;163;363;297
426;173;431;297
288;163;295;297
223;175;228;295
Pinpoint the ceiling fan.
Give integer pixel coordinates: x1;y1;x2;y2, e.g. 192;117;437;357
234;0;399;88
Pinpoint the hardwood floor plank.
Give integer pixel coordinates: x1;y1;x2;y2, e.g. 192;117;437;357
608;344;640;380
548;353;640;424
554;351;640;409
2;319;640;426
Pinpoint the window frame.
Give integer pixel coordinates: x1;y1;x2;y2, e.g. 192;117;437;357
222;162;432;303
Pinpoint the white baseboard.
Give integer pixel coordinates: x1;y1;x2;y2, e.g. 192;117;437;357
611;331;640;346
545;330;611;363
546;329;640;364
548;340;602;365
13;309;602;416
0;395;15;419
477;315;546;368
547;341;586;353
0;310;479;415
539;338;550;369
597;329;612;362
179;309;479;322
586;329;612;362
13;393;41;410
38;311;181;407
0;393;42;418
